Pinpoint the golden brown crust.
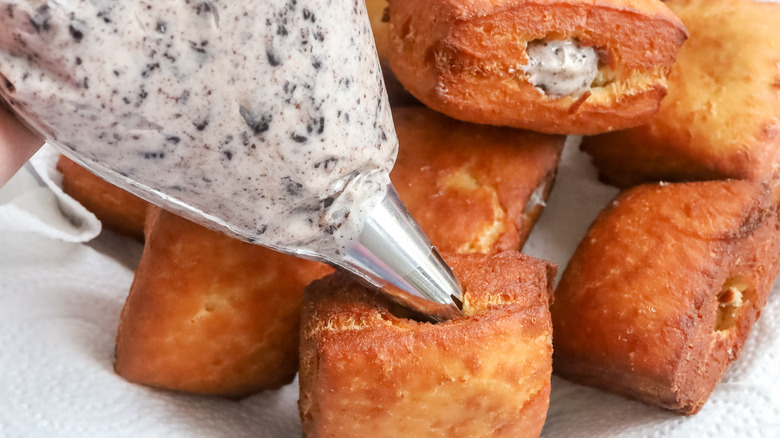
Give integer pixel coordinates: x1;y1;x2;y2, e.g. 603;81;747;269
115;207;332;397
581;0;780;187
552;180;780;414
299;252;555;437
388;0;687;134
391;107;564;253
56;154;149;241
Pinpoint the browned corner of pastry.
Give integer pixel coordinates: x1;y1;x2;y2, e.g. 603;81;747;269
552;180;780;414
366;0;420;106
582;0;780;187
115;206;332;397
56;154;149;240
390;106;564;254
299;251;556;437
387;0;687;135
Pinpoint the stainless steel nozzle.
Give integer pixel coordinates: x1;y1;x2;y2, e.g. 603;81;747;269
340;184;463;321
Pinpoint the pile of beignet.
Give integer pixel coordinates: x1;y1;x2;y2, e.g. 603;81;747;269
58;106;563;435
58;101;565;435
55;0;780;434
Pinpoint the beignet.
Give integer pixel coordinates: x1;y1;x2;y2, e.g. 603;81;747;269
391;107;563;253
115;206;332;397
552;180;780;414
581;0;780;187
299;252;556;437
57;154;148;241
388;0;687;134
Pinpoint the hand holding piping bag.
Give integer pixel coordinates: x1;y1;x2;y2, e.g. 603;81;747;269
0;102;44;187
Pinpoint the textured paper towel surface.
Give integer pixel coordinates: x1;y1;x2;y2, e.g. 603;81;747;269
0;141;779;437
0;144;101;243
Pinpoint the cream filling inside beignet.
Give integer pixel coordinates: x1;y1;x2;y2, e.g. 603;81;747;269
522;39;599;98
523;181;548;214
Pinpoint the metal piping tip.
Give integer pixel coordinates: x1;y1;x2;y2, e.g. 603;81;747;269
342;184;463;321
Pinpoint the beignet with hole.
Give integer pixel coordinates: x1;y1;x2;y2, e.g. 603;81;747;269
391;106;563;253
388;0;687;135
552;180;780;414
581;0;780;187
299;251;556;437
57;154;149;241
115;206;332;397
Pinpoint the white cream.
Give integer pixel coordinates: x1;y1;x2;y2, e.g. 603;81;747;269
0;0;397;258
523;39;599;98
523;181;548;216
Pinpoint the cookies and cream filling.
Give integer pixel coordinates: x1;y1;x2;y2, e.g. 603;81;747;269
522;39;599;98
0;0;397;258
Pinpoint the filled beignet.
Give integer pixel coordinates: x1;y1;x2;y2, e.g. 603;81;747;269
388;0;687;134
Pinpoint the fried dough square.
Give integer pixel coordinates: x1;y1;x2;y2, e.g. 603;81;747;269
552;180;780;414
581;0;780;187
388;0;687;134
299;252;556;437
115;206;332;397
391;107;563;253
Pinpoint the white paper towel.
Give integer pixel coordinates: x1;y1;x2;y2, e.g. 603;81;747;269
0;141;779;437
0;144;101;243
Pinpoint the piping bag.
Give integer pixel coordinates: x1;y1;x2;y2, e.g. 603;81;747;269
0;0;462;320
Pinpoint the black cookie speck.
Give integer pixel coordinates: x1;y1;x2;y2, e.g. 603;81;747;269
68;25;84;41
